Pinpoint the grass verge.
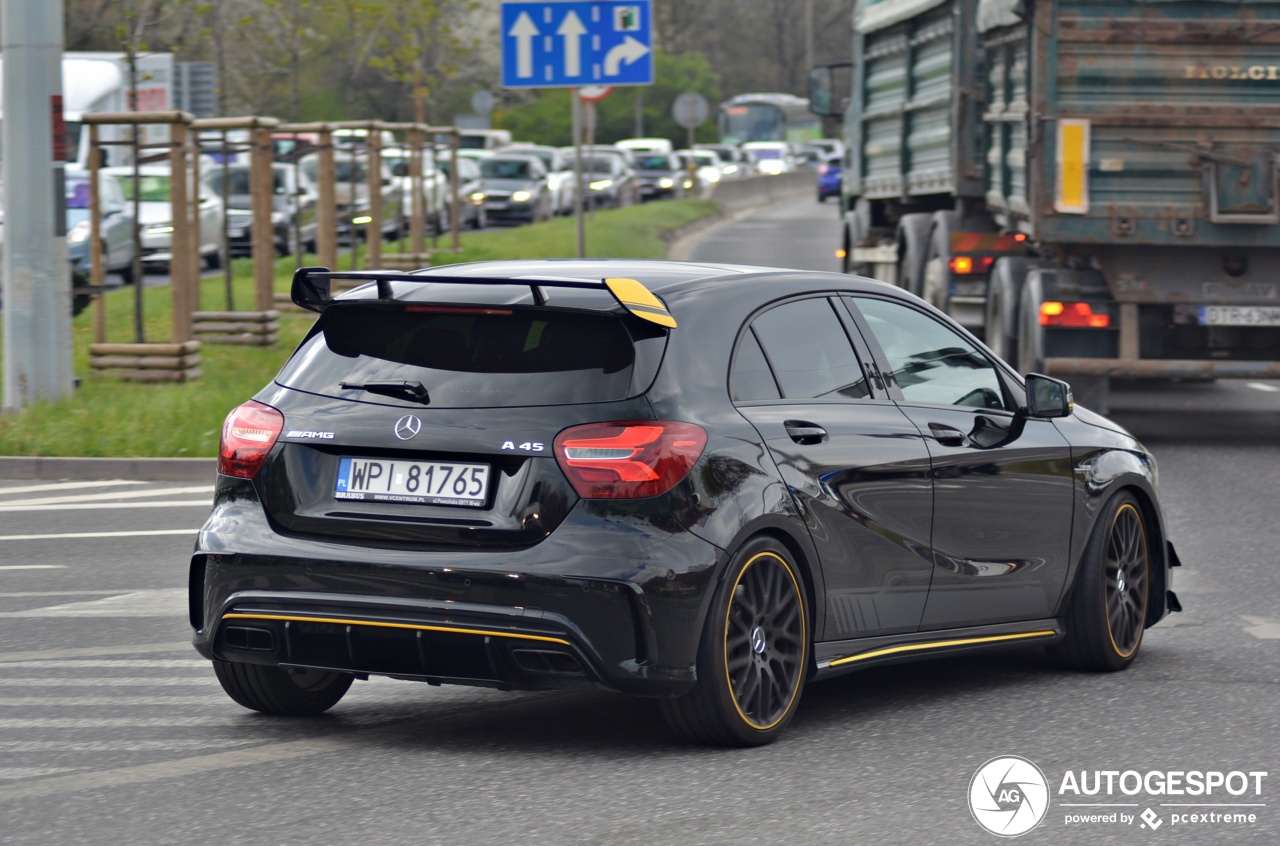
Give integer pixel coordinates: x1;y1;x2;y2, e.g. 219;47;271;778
0;199;719;458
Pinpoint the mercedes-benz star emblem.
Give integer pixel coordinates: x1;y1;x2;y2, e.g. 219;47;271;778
394;415;423;441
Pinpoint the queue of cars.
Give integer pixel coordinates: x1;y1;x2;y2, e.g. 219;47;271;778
58;129;846;284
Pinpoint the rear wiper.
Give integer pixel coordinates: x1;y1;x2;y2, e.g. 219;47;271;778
339;380;430;404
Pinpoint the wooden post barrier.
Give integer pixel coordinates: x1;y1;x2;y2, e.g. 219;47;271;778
82;111;203;382
188;117;282;345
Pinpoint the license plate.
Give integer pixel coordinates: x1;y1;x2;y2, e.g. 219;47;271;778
486;201;508;210
1199;305;1280;327
335;458;489;507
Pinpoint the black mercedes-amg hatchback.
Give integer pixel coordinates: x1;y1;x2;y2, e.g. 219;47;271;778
191;259;1181;746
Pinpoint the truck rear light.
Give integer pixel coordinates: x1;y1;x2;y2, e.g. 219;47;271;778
1040;301;1112;328
218;401;284;478
949;255;995;275
554;421;707;499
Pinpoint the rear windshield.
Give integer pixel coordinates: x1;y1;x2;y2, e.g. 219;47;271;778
634;155;672;171
277;304;639;408
481;159;533;179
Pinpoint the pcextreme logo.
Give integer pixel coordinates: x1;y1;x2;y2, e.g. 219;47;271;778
968;757;1269;837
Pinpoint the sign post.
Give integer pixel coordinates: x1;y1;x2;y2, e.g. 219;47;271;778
672;92;709;195
501;1;652;257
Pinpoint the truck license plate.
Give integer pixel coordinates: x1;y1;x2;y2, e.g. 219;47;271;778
1199;306;1280;327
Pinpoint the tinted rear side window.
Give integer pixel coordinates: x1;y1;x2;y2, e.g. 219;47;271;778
277;305;638;408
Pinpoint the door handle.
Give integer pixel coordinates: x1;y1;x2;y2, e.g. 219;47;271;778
784;420;828;445
928;422;968;447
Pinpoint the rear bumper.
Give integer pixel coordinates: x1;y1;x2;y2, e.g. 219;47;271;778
1045;357;1280;379
190;478;724;697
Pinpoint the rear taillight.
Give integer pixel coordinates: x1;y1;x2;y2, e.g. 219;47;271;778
554;421;707;499
1040;301;1112;328
949;255;996;275
218;401;284;478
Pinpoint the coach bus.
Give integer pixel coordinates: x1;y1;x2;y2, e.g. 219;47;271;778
717;92;822;146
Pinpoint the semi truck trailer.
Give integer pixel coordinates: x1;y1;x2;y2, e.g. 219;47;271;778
811;0;1280;405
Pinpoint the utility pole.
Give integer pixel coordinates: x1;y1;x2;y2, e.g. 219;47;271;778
2;0;71;411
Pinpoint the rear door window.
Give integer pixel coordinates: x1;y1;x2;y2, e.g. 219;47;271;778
277;304;640;408
746;297;870;400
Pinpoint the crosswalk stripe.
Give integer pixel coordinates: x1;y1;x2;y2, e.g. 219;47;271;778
0;481;145;497
0;659;208;669
0;486;213;507
0;678;218;687
0;740;259;752
0;696;218;706
0;530;197;542
0;501;211;513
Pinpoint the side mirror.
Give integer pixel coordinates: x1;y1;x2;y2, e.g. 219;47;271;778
1024;374;1074;418
808;62;854;118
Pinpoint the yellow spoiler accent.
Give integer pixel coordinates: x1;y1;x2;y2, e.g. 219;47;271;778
605;277;677;328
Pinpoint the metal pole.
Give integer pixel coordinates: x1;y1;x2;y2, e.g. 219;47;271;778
2;0;70;410
572;89;585;259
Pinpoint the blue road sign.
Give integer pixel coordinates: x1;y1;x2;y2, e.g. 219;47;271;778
501;1;653;89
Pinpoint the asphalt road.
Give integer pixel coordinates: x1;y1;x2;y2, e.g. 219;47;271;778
0;196;1276;845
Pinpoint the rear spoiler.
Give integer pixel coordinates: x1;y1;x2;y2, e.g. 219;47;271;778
290;266;676;328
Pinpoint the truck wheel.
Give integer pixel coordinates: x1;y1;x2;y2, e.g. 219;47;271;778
1048;493;1150;671
921;211;959;312
659;538;809;747
213;660;353;716
1017;285;1046;374
895;213;932;296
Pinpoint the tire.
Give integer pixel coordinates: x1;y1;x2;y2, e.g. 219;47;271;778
213;660;353;716
1017;284;1046;375
895;213;932;296
1048;493;1151;672
659;538;809;747
921;211;959;312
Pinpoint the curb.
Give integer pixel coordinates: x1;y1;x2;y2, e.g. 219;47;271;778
0;456;216;482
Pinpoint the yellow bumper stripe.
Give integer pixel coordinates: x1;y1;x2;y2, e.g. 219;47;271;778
221;612;572;646
826;630;1056;668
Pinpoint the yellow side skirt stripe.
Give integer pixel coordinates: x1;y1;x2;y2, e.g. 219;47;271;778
826;630;1057;668
221;612;572;646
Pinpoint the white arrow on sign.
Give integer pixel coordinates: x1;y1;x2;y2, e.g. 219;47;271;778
557;11;587;77
509;12;539;79
603;35;650;77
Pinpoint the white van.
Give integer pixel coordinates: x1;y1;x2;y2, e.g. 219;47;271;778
616;137;674;155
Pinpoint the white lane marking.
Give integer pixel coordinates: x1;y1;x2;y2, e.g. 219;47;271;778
0;740;257;753
0;718;260;728
0;678;216;687
0;696;217;707
0;501;211;513
0;768;82;781
1246;382;1279;392
0;481;146;497
0;591;134;598
0;642;189;661
0;529;196;542
0;659;205;669
0;486;212;507
1242;615;1280;639
0;589;188;619
0;734;363;800
0;565;65;571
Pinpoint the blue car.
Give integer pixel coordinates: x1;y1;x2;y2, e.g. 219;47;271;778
817;155;842;202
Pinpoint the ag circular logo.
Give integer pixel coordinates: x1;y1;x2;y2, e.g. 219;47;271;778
969;756;1050;837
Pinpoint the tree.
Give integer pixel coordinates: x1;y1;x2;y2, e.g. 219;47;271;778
494;49;722;148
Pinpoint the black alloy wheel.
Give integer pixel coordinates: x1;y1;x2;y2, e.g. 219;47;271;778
1049;493;1151;671
660;537;809;746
